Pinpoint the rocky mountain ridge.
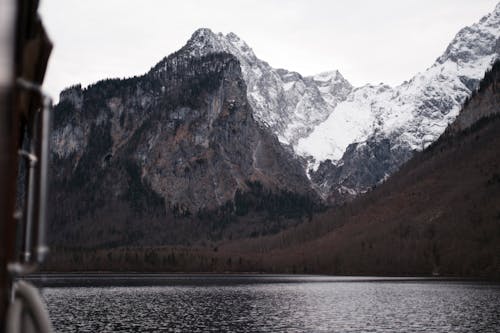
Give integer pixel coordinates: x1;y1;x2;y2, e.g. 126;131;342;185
448;60;500;133
155;28;353;147
51;3;500;223
297;3;500;199
48;58;500;277
49;51;318;246
151;4;499;201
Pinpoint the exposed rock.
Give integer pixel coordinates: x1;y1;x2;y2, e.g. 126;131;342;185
310;136;414;202
49;51;317;246
448;60;500;133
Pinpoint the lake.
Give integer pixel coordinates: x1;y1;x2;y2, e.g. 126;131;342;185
33;274;500;332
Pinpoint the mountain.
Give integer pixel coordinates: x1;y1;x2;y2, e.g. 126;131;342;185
166;59;500;276
170;28;353;146
297;3;500;200
48;4;499;248
49;51;317;247
46;58;500;276
150;6;499;201
246;58;500;277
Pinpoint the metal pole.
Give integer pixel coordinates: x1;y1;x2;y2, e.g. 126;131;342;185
36;96;52;263
23;117;39;263
16;78;53;265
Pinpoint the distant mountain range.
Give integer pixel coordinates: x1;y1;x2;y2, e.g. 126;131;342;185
46;58;500;278
216;59;500;278
298;3;500;199
171;4;499;201
48;4;499;253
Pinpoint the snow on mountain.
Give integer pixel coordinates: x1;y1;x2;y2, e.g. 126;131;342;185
161;28;353;146
149;3;499;201
296;83;396;165
310;70;354;108
297;3;500;170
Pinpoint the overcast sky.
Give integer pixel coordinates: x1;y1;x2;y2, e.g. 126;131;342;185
39;0;499;100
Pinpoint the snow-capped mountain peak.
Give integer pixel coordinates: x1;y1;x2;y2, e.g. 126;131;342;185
222;31;258;63
153;2;499;200
297;3;500;197
162;28;353;146
312;70;342;82
177;28;259;65
308;70;353;109
436;4;499;70
183;28;224;57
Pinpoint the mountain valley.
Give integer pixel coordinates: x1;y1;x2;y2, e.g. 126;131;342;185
45;4;500;278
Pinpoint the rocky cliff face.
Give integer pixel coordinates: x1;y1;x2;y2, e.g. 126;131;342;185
50;51;317;246
310;137;414;202
448;59;500;133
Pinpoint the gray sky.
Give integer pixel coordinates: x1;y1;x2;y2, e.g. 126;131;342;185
39;0;499;100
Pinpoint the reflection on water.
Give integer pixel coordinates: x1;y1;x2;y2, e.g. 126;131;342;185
40;275;500;332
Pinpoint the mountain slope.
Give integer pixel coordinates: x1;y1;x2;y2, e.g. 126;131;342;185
49;52;317;247
297;3;500;199
49;63;500;275
216;59;500;278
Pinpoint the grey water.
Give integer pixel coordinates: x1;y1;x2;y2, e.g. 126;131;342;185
36;274;500;332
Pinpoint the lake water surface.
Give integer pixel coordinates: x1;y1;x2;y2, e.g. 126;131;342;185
36;274;500;332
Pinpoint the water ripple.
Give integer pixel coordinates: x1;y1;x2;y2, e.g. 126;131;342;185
41;277;500;332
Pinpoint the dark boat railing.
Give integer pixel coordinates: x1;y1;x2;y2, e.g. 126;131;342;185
1;0;53;332
11;78;52;271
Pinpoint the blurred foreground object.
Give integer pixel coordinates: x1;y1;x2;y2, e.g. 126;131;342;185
1;0;53;332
